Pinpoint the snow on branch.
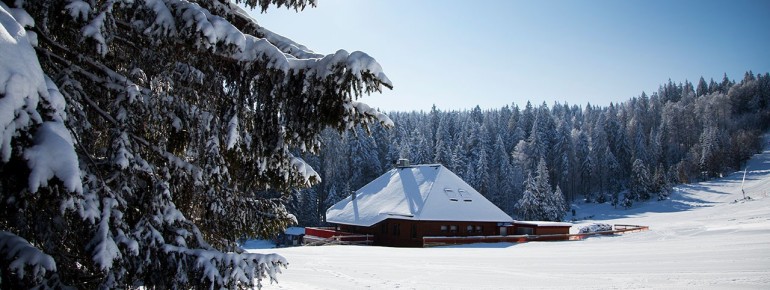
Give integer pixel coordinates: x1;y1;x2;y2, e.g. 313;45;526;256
162;244;287;288
87;197;121;271
0;231;57;282
256;25;323;59
214;2;321;59
239;0;317;13
1;4;83;194
226;113;240;150
140;1;392;91
65;0;91;22
350;101;394;128
290;155;320;186
141;0;178;37
0;3;46;162
24;122;83;194
79;0;116;56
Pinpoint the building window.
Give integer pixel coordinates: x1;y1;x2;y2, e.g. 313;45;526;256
467;225;473;234
440;225;448;234
476;225;483;234
411;224;417;239
450;225;458;234
392;224;401;236
516;227;534;235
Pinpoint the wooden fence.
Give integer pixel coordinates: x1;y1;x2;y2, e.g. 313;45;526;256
423;224;649;247
303;227;374;246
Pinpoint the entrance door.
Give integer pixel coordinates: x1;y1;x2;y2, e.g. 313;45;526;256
500;227;507;236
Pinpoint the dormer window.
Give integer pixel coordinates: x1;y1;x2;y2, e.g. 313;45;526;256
458;188;472;201
444;188;459;201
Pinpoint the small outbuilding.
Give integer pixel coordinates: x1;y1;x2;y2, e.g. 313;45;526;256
274;227;305;247
513;221;573;241
325;162;514;247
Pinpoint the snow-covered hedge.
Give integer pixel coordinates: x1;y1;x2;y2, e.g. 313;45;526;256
578;223;613;234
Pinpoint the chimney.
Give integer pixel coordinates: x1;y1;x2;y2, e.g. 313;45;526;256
396;158;410;167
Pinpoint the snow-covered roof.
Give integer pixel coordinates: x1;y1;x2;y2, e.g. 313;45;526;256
284;227;305;236
326;164;514;227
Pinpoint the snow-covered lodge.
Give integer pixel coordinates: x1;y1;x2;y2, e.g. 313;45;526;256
319;160;571;247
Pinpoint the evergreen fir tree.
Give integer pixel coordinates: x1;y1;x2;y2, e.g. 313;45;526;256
549;186;567;221
697;76;709;97
516;173;540;221
630;159;653;201
0;1;393;288
492;134;518;213
653;164;670;200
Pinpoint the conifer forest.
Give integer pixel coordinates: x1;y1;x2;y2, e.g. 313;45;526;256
292;73;770;225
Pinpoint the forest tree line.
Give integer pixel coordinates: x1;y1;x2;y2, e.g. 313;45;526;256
290;72;770;224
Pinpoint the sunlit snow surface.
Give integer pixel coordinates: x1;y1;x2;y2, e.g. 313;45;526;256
247;135;770;289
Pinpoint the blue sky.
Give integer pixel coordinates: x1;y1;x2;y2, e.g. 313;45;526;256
248;0;770;112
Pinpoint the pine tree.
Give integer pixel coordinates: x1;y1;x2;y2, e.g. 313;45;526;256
0;1;392;288
492;134;519;213
521;101;535;139
433;113;453;165
549;186;567;221
699;126;721;178
534;158;552;200
697;76;709;97
652;163;669;200
552;119;572;197
516;173;541;221
473;145;491;197
630;159;653;201
573;130;592;200
590;114;609;195
721;73;733;94
514;158;564;221
325;185;342;210
349;126;383;189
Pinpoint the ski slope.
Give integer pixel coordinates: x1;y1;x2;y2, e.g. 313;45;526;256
248;136;770;289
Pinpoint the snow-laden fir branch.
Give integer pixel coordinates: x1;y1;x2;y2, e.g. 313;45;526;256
1;0;394;288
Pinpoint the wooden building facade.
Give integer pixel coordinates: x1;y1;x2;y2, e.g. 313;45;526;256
337;219;510;247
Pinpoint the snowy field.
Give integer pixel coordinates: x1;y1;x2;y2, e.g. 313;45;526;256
247;137;770;289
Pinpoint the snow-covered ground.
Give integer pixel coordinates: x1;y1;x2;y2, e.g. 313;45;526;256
248;136;770;289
